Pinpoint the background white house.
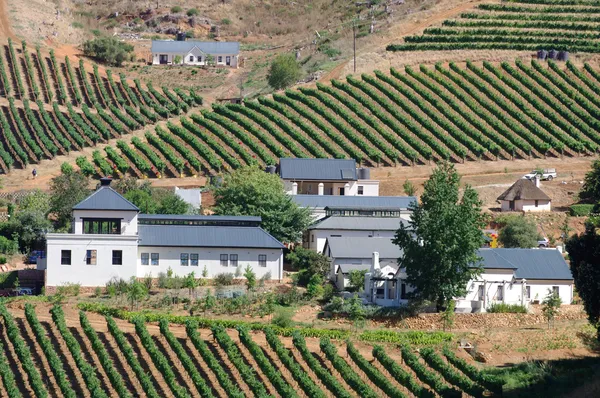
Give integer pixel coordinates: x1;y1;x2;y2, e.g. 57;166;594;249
151;40;239;67
292;195;416;221
42;179;283;288
497;177;551;212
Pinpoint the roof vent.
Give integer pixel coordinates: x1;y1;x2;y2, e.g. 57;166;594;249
100;177;112;187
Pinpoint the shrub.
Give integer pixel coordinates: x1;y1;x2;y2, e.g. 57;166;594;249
267;53;302;90
56;282;80;297
214;272;234;286
187;8;199;16
569;204;595;217
0;235;18;255
171;6;182;13
488;303;528;313
0;256;6;265
272;306;295;328
221;18;231;25
83;37;134;66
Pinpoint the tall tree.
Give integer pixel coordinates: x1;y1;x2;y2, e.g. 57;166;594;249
498;215;540;248
393;162;486;311
566;225;600;341
49;169;90;231
267;53;302;90
213;165;311;243
579;159;600;203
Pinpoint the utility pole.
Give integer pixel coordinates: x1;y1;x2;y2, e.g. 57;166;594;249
353;20;357;73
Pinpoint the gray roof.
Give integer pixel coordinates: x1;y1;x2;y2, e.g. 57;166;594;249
138;214;261;222
138;225;284;249
497;179;551;201
73;186;139;211
151;40;240;55
279;158;357;181
293;195;416;209
477;248;572;280
337;263;370;274
309;216;409;231
326;237;403;259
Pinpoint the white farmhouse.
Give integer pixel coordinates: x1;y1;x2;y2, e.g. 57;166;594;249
292;195;416;221
274;158;379;196
41;179;284;288
151;40;239;68
497;177;551;212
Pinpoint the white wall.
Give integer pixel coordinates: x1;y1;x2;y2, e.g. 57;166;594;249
136;246;283;280
72;210;138;235
284;179;379;196
310;229;396;253
45;234;139;287
174;187;201;209
500;200;551;212
152;52;238;67
330;257;397;283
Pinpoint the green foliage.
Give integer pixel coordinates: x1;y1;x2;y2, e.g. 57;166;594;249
487;303;528;313
127;278;148;310
49;169;90;230
0;340;21;398
214;272;234;286
214;165;312;242
442;347;503;394
83;37;134;66
56;282;80;297
243;265;256;290
171;5;182;12
403;179;416;196
499;215;541;248
267;53;302;90
420;347;485;397
569;204;595;216
394;162;486;310
287;246;330;284
441;299;455;331
359;330;453;346
542;288;562;329
306;274;324;298
373;345;435;398
401;345;461;397
348;269;367;292
271;306;295;328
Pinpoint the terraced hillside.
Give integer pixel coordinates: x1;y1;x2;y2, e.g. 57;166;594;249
388;0;600;52
0;303;501;398
0;39;200;175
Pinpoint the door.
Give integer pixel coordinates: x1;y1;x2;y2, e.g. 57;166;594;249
338;187;345;196
159;54;168;64
226;56;231;66
509;200;514;210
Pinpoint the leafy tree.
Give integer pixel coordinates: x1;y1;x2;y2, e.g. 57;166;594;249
127;278;148;310
441;300;455;331
306;274;324;298
542;289;562;329
348;269;367;292
184;272;198;299
498;215;540;248
60;162;73;174
403;179;416;196
267;53;302;90
155;190;190;214
173;55;182;65
287;246;330;285
49;169;90;231
566;225;600;340
579;159;600;203
348;294;366;331
214;165;311;243
124;187;190;214
204;54;215;67
393;162;486;311
243;265;256;291
82;37;134;66
1;190;53;252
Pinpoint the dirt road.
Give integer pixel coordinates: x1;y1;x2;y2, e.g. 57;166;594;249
0;0;14;39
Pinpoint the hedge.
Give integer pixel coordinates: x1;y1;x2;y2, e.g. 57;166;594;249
569;204;595;216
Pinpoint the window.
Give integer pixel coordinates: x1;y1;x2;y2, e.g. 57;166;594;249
180;253;189;266
311;234;314;243
330;234;342;238
190;253;199;266
358;185;364;195
189;55;194;62
61;250;71;265
220;254;228;267
197;56;202;62
495;285;504;301
218;56;223;63
535;200;539;207
258;254;267;267
112;250;123;266
141;253;149;266
230;254;238;267
86;250;97;265
400;283;407;299
525;285;531;300
82;218;121;234
151;253;159;266
478;285;484;301
552;286;559;296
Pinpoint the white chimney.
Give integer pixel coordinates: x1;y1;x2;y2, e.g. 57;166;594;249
534;174;540;188
344;183;350;196
318;183;324;195
292;182;298;195
372;251;380;272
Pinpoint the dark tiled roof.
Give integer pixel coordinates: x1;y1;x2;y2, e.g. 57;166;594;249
477;248;572;280
309;216;409;231
279;158;357;181
326;237;403;259
72;186;139;211
138;225;284;249
151;40;240;54
497;179;551;201
292;195;416;209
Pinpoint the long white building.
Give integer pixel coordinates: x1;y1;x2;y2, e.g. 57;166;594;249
41;179;284;288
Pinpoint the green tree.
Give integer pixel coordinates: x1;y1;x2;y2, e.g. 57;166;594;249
566;225;600;340
214;166;311;243
348;269;367;292
306;274;324;299
243;265;256;291
403;179;416;196
498;215;540;248
127;278;148;310
348;294;366;331
542;289;562;329
49;170;90;230
441;300;455;331
393;162;486;311
579;159;600;203
82;37;134;66
155;191;190;214
287;246;330;285
267;53;302;90
173;55;182;65
184;272;198;299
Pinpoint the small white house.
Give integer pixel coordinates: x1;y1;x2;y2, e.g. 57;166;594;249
41;178;284;288
292;195;416;221
323;237;401;290
497;177;551;212
275;158;379;196
151;40;239;68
